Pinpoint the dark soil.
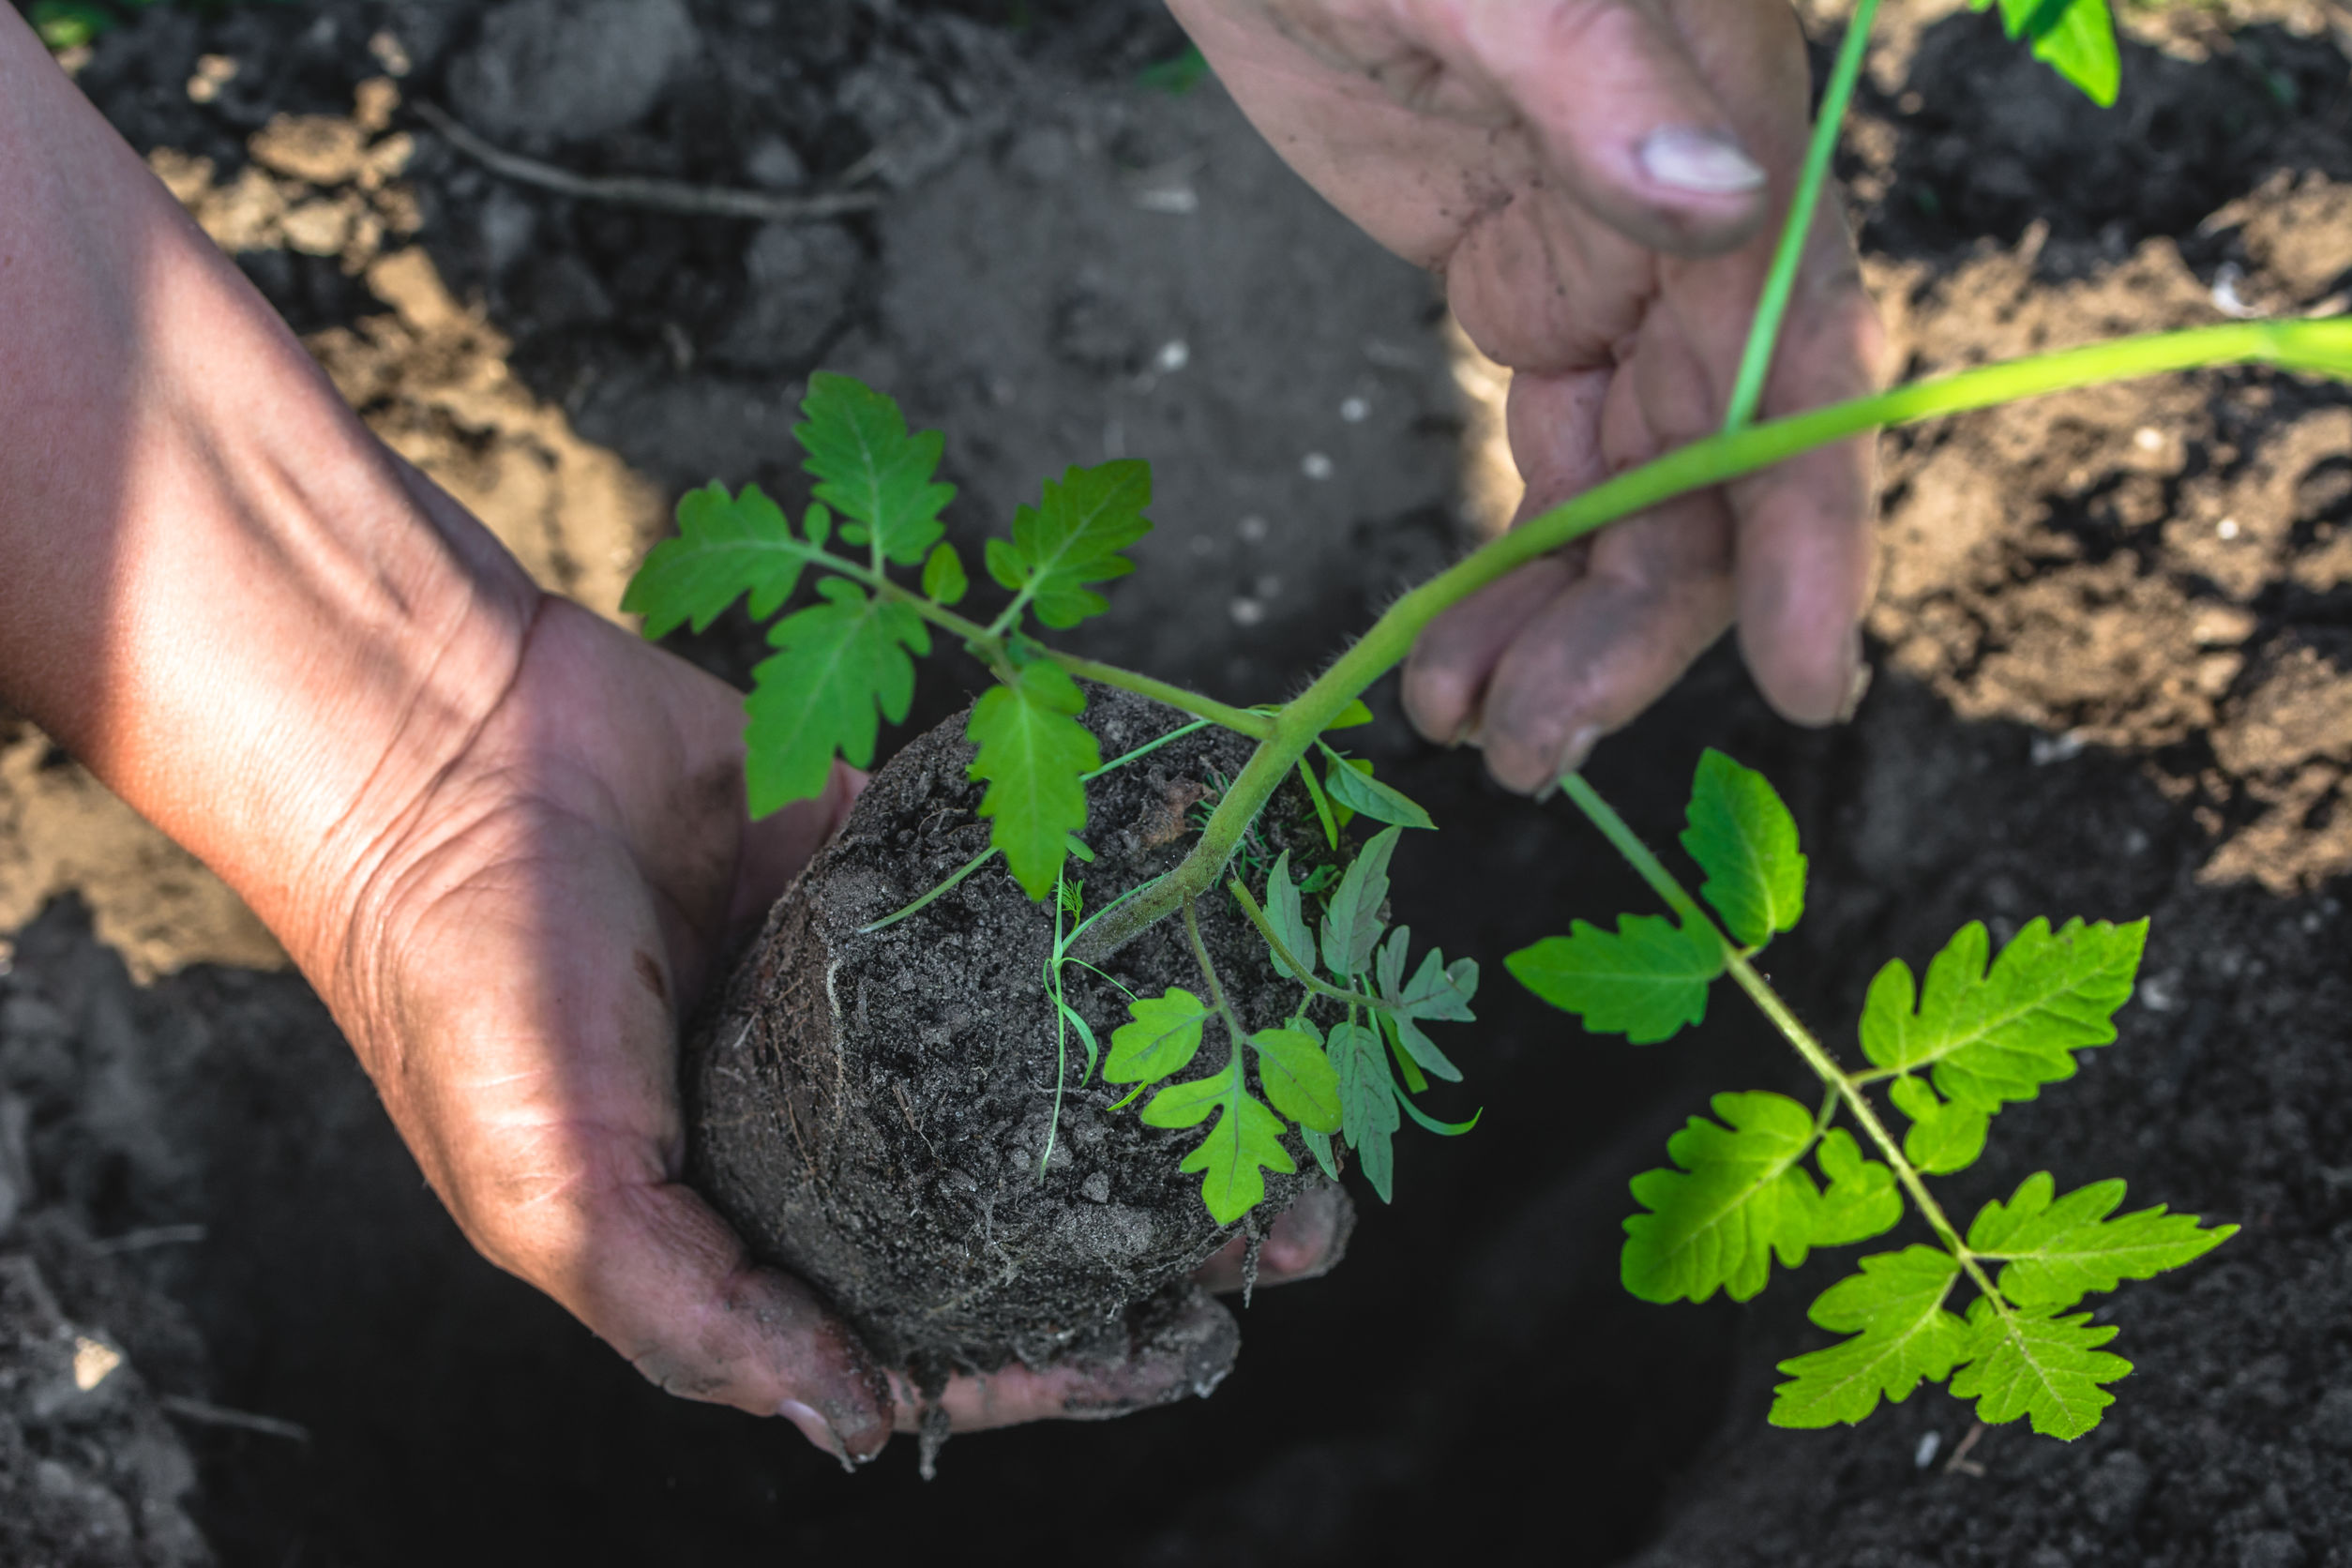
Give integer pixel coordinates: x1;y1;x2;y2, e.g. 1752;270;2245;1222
8;1;2352;1565
691;686;1324;1381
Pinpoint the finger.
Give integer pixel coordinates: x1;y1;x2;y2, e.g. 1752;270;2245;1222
529;1179;895;1462
889;1287;1239;1432
1403;368;1612;744
1726;251;1888;724
1194;1182;1358;1293
1446;0;1776;255
1475;496;1736;792
729;759;864;932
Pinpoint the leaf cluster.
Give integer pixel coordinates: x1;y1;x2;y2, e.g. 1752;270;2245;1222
1508;750;2233;1440
622;373;1154;899
1104;822;1480;1224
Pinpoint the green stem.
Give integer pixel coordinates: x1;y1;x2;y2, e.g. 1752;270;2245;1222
1225;877;1384;1013
1723;0;1883;431
1183;897;1253;1059
1559;770;2010;1307
1072;318;2350;958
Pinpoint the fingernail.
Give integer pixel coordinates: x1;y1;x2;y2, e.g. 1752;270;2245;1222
1638;128;1767;196
1556;725;1601;779
780;1399;857;1473
1451;716;1483;750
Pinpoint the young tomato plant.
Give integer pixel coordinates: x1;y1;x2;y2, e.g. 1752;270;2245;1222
626;1;2338;1439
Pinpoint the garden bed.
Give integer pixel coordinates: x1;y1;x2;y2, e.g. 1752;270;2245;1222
4;0;2351;1563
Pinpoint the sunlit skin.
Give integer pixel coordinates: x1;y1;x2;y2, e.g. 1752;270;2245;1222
0;0;1870;1458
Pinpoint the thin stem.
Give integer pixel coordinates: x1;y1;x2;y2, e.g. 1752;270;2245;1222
1723;0;1883;431
1081;718;1214;780
1183;897;1253;1057
1074;318;2351;957
856;845;999;934
1050;654;1272;739
1225;877;1384;1013
1558;771;2009;1307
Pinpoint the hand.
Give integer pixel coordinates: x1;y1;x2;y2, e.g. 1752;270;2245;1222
1171;0;1887;789
316;475;1349;1458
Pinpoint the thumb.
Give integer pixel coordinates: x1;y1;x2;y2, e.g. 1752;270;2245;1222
1445;0;1782;254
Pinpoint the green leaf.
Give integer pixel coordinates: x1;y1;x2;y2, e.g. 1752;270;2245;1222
1812;1129;1903;1247
744;578;930;814
1328;1019;1400;1203
1142;1054;1295;1225
984;536;1024;592
1679;748;1806;949
999;460;1153;629
1889;1073;1991;1175
1301;1126;1340;1182
965;662;1101;899
1950;1298;2130;1440
1968;1172;2237;1309
1972;0;2120;107
1374;927;1475;1084
1315;743;1434;830
922;541;969;605
1621;1091;1822;1304
1262;852;1319;983
1770;1247;1968;1429
793;373;955;566
1506;915;1726;1045
1322;700;1375;731
1296;758;1341;850
1254;1027;1343;1135
1857;918;2148;1113
1320;827;1402;981
624;483;817;637
1103;988;1210;1087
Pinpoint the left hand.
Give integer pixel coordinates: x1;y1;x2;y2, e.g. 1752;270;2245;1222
1170;0;1888;789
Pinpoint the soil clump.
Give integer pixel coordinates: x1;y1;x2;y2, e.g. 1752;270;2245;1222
691;686;1328;1383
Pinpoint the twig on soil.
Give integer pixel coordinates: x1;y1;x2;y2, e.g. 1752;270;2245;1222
158;1395;310;1443
412;101;884;222
1943;1421;1988;1477
89;1223;206;1254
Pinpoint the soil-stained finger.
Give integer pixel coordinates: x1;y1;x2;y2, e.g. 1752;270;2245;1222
1473;495;1737;792
1195;1181;1359;1293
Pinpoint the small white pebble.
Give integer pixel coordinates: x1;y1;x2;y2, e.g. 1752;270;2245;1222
1229;597;1266;627
1156;339;1190;373
1914;1430;1942;1470
1340;395;1370;423
73;1336;121;1393
1302;452;1334;481
1237;514;1269;544
2217;517;2240;540
2134;427;2164;452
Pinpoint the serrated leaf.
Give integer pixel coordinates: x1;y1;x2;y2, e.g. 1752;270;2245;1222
984;535;1024;592
1950;1298;2130;1440
624;483;818;637
1000;460;1153;629
744;578;930;814
965;662;1100;899
1374;927;1474;1084
1254;1027;1343;1134
1812;1129;1903;1247
1320;827;1401;981
793;372;955;566
922;541;969;605
1770;1246;1968;1428
1621;1091;1822;1304
1972;0;2120;107
1262;851;1318;983
1104;988;1210;1087
1143;1054;1295;1225
1328;1019;1400;1203
1315;743;1434;830
1968;1172;2237;1309
1857;917;2146;1112
1889;1073;1991;1175
1506;915;1726;1045
1680;748;1806;949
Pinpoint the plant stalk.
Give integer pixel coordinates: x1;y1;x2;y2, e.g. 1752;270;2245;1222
1071;318;2350;958
1723;0;1884;431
